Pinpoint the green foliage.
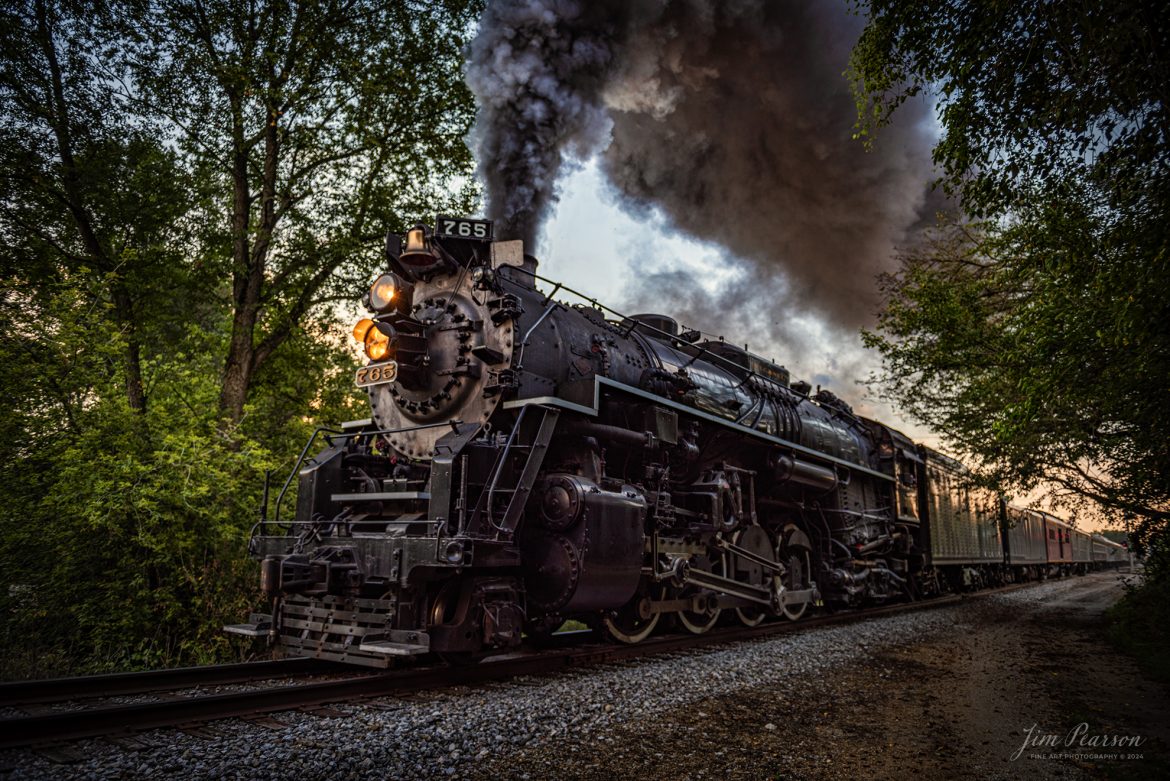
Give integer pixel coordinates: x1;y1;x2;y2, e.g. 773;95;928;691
849;0;1169;218
0;0;479;677
0;295;360;676
851;1;1170;549
1107;540;1170;687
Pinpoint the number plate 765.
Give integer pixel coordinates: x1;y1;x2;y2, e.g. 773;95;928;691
355;362;397;388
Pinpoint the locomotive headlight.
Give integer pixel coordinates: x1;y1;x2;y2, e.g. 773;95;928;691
368;273;398;313
366;271;413;314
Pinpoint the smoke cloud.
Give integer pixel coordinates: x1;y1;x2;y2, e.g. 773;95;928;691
466;0;942;345
465;1;628;245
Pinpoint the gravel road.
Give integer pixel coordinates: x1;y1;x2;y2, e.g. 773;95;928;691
2;572;1162;780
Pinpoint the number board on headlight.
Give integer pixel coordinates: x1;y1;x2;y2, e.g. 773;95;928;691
435;215;493;240
355;361;397;388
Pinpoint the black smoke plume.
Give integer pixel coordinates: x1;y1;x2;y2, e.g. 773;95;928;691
466;0;941;342
465;1;628;245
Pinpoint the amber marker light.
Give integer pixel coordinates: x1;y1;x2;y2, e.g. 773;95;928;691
365;330;391;361
353;318;375;343
352;318;392;361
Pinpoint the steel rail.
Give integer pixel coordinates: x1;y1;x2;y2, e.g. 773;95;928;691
0;579;1059;751
0;657;337;706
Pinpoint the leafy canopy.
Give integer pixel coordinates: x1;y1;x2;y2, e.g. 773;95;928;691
850;0;1169;216
850;1;1170;542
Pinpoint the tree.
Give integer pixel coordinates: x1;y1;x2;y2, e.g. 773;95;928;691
0;0;481;675
864;202;1169;538
121;0;481;424
849;0;1169;217
0;0;191;418
850;1;1170;545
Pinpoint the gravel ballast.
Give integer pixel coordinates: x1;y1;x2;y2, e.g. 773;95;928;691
0;574;1136;780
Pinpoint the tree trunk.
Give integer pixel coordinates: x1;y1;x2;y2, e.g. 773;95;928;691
111;282;147;414
219;307;256;424
218;110;259;424
218;187;260;422
218;99;283;425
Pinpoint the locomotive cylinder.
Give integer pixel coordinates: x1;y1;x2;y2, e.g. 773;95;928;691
521;475;645;613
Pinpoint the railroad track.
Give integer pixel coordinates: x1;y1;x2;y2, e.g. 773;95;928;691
0;657;338;705
0;579;1043;751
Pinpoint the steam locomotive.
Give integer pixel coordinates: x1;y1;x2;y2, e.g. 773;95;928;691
227;219;1124;666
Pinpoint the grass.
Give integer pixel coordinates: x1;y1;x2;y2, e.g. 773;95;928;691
1105;569;1170;689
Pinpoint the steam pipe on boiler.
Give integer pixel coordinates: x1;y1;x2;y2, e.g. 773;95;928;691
562;420;652;449
769;450;839;493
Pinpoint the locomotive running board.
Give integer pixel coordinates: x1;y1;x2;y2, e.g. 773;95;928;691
505;376;894;484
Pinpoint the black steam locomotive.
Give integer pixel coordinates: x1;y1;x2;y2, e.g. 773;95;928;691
227;219;1121;665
